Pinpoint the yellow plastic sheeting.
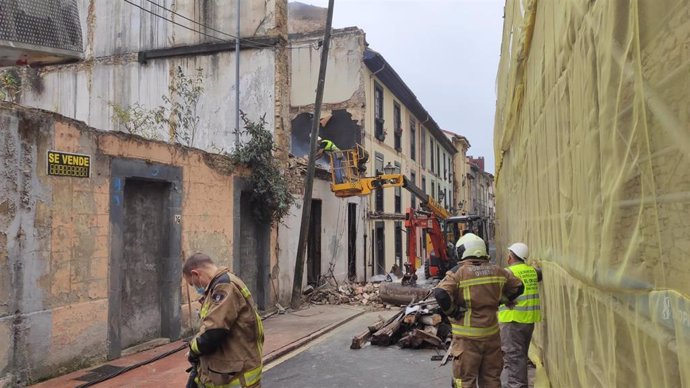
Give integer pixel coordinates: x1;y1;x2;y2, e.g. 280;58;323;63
494;0;690;386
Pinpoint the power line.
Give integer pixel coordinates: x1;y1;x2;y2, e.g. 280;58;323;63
141;0;274;49
122;0;269;49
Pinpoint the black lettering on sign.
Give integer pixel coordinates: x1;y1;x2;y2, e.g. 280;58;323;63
47;150;91;178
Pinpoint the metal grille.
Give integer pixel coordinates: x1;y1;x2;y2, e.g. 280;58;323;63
0;0;83;52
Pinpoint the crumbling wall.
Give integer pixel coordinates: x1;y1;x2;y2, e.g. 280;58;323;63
0;102;242;385
10;0;288;153
494;0;690;387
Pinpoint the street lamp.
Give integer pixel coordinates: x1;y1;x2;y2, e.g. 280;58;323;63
383;162;396;175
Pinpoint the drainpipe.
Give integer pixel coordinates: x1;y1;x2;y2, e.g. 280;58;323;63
234;0;241;148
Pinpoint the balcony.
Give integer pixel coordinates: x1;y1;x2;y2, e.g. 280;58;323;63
0;0;83;67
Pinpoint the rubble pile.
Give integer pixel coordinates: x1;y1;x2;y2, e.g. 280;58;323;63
306;283;385;308
350;296;451;351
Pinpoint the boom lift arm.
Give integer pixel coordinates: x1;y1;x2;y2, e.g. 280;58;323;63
326;146;453;284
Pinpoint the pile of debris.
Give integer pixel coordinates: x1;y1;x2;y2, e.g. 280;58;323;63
305;283;385;308
350;295;451;351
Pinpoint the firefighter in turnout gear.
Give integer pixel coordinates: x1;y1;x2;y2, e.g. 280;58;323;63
434;239;524;388
184;253;264;388
499;243;542;388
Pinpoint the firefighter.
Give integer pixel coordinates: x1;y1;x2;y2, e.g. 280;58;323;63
434;239;524;388
184;253;264;388
315;136;344;184
499;243;542;388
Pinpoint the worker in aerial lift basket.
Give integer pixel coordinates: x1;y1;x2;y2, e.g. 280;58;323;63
315;136;344;184
434;239;524;388
184;253;264;388
499;242;542;388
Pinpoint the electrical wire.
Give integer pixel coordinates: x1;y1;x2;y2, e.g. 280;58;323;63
141;0;275;49
122;0;270;49
126;0;321;51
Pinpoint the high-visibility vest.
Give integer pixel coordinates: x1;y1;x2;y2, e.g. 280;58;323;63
498;263;541;323
321;139;339;152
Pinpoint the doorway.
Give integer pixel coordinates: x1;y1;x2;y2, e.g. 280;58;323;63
307;199;322;285
120;180;170;349
108;160;182;359
374;222;385;275
238;192;267;310
347;203;357;281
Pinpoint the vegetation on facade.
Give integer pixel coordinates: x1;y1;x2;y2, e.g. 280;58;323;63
0;69;22;102
230;113;295;224
110;66;202;146
110;67;293;225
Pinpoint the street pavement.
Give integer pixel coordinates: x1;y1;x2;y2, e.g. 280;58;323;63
31;304;363;388
264;311;455;388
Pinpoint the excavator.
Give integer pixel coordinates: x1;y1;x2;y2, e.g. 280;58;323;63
325;145;460;285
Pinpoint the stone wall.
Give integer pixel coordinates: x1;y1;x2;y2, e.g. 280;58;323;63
0;102;250;384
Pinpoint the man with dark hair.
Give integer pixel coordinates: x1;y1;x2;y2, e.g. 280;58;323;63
184;253;264;388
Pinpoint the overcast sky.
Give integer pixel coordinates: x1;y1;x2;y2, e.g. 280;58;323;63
298;0;504;173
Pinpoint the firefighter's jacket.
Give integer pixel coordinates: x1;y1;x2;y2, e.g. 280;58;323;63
190;267;264;388
435;259;523;340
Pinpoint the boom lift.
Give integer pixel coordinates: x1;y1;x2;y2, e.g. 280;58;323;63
326;146;457;285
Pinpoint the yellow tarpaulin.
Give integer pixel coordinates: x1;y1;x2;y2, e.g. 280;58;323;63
494;0;690;386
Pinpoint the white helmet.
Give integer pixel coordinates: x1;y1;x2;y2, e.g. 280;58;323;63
508;242;529;261
461;239;488;260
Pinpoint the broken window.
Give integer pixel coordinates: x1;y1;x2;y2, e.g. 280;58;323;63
394;103;402;151
374;83;385;141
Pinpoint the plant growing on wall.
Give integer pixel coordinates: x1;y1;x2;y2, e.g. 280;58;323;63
110;66;203;147
0;69;22;102
230;112;295;224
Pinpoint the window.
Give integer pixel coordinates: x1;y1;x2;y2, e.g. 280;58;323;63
443;155;447;180
411;171;417;208
430;139;434;172
436;144;441;175
431;181;435;200
394;162;402;213
410;118;416;161
394;221;403;269
394;103;402;151
375;153;384;211
422;176;426;194
420;129;426;169
374;83;385;141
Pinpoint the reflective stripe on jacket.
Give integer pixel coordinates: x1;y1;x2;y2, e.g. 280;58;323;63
498;263;541;323
436;259;523;340
320;139;339;152
192;268;264;388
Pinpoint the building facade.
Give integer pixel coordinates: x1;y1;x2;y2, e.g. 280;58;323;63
446;131;471;214
287;24;455;281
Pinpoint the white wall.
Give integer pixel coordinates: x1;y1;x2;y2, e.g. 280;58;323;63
277;178;367;304
290;30;364;106
20;50;276;151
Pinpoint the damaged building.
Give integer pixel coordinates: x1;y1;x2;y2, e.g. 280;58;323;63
0;103;272;384
281;10;457;299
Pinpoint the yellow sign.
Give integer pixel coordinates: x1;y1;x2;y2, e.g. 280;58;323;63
47;150;91;178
